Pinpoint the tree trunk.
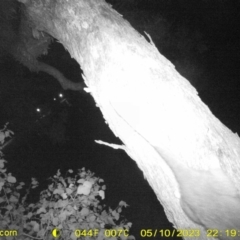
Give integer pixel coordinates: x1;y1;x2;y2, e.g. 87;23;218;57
18;0;240;239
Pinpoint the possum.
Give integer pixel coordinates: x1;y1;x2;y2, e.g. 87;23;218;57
154;146;240;240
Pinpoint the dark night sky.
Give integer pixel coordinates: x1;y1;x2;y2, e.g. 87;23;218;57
0;1;240;239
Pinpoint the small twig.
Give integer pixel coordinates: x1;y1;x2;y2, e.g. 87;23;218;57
95;140;126;151
144;31;156;46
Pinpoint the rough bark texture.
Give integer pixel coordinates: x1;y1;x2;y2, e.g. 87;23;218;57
18;0;240;238
37;62;85;90
0;0;83;91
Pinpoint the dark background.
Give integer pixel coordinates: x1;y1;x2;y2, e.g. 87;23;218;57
0;0;240;239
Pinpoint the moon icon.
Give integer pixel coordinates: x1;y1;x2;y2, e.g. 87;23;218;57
52;228;60;238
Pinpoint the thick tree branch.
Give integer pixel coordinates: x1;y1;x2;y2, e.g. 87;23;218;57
37;61;85;91
18;0;240;238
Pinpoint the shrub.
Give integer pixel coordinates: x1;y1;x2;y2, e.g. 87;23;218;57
0;125;135;240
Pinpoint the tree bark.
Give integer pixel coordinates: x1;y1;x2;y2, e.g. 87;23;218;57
37;62;85;90
18;0;240;239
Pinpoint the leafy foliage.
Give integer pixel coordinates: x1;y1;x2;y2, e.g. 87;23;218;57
0;126;135;240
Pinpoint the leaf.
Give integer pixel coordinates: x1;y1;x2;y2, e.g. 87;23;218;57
77;182;91;195
37;207;47;214
126;222;132;228
61;193;68;199
73;205;78;210
117;208;122;213
107;216;115;225
0;159;6;168
52;217;59;226
4;130;14;138
53;188;64;195
66;188;73;195
28;203;35;208
0;132;5;143
88;214;96;222
77;179;85;184
112;210;119;220
5;187;12;193
69;216;76;223
96;230;105;240
101;210;108;217
31;221;40;232
9;195;18;203
56;169;61;176
49;201;55;208
80;172;86;178
98;178;104;183
127;235;135;240
89;222;95;229
31;178;38;186
57;199;68;208
68;169;73;173
98;190;105;200
83;181;93;188
1;220;8;228
0;182;4;190
7;175;16;183
60;177;67;187
119;201;129;208
57;223;63;229
37;229;45;237
58;211;67;221
16;185;23;190
48;183;54;191
70;232;77;240
6;204;13;211
119;233;128;240
100;222;105;228
80;207;89;216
